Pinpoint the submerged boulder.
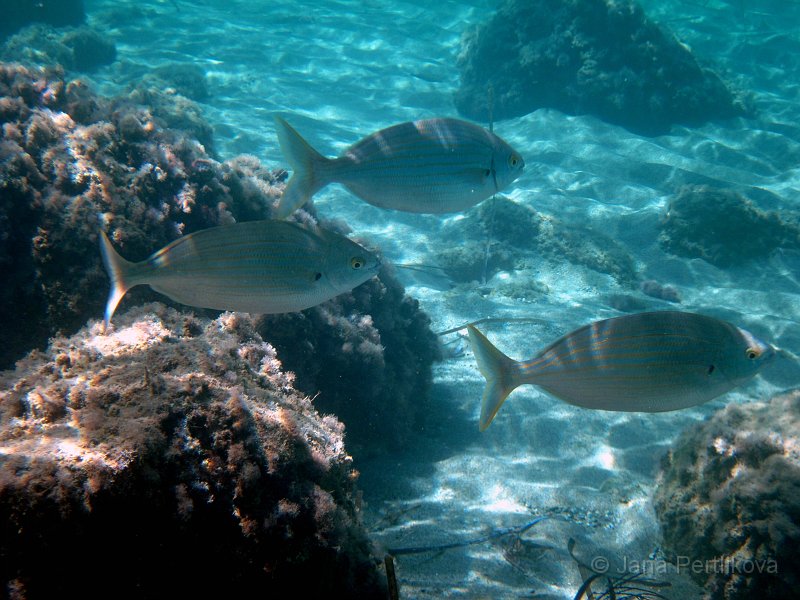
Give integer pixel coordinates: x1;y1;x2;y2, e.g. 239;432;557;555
438;195;638;286
654;390;800;599
258;269;441;459
1;25;116;72
659;185;800;267
455;0;744;135
0;304;387;599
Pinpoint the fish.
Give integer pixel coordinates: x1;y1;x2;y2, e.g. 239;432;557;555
467;311;775;431
273;116;524;218
99;220;380;329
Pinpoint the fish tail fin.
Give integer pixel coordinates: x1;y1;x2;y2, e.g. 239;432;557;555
273;116;330;219
99;230;136;331
467;325;520;431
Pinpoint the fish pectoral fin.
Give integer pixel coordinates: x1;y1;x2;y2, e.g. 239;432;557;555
458;167;493;185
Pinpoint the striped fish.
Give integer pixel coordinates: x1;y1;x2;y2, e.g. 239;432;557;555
99;220;380;329
468;311;775;431
273;116;524;218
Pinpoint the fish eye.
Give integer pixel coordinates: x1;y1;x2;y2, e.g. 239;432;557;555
350;257;365;270
508;154;520;168
745;347;760;360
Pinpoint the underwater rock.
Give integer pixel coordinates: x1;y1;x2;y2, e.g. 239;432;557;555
60;27;117;71
121;83;216;152
257;269;442;459
639;279;681;303
659;185;800;268
150;63;210;101
1;25;73;68
0;63;442;459
603;293;651;313
439;196;638;286
455;0;744;136
654;390;800;599
0;304;387;599
437;240;518;284
1;25;116;72
0;0;85;40
0;63;284;369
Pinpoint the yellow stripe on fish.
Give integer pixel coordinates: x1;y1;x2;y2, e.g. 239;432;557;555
99;220;380;330
468;311;775;431
273;116;524;218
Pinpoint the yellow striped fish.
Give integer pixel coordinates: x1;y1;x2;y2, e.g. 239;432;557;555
273;116;524;218
99;220;380;329
468;311;775;431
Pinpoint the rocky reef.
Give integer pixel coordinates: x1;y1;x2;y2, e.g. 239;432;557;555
659;185;800;268
455;0;744;135
0;62;441;459
0;63;283;369
1;24;117;72
0;304;387;599
258;269;441;459
437;195;638;288
654;390;800;599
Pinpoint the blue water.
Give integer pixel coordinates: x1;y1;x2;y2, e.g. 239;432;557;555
34;0;800;596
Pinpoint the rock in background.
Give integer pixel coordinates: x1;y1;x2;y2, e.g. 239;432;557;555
659;185;800;267
0;0;85;40
0;304;387;599
455;0;744;136
654;390;800;599
1;25;116;72
437;195;639;288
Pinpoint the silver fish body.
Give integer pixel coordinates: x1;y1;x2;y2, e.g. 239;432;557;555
468;311;775;431
274;116;524;218
99;220;380;328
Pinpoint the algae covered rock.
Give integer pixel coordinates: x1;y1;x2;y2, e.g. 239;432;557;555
654;390;800;599
150;62;210;101
0;65;441;460
0;304;387;599
0;63;284;369
258;269;441;458
659;185;800;267
439;195;638;286
1;25;116;72
455;0;744;135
